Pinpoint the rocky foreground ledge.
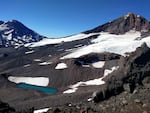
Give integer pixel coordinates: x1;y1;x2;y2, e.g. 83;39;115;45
1;85;150;113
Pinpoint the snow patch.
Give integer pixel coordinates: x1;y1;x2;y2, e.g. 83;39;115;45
0;23;9;31
34;108;50;113
104;66;119;77
38;62;52;66
65;49;73;52
63;88;78;94
25;50;34;54
137;15;140;18
23;64;31;67
87;98;92;102
55;63;68;69
7;33;12;40
33;59;42;62
92;61;105;68
63;66;119;94
82;65;90;68
4;29;14;34
8;76;49;86
74;44;83;48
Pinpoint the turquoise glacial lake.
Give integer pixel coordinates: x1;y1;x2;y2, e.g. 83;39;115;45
18;83;57;94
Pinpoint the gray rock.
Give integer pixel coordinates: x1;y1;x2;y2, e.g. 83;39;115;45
143;111;148;113
122;100;128;105
134;99;141;103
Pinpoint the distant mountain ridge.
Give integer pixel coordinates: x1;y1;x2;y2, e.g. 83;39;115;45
0;20;44;47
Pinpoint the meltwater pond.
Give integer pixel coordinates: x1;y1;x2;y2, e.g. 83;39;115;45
18;83;57;94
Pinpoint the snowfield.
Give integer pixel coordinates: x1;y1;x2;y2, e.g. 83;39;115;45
61;31;150;59
25;33;100;47
63;66;119;94
55;63;68;69
8;76;49;86
25;50;34;54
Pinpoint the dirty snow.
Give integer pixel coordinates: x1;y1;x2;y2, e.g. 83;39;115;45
8;76;49;86
55;63;68;69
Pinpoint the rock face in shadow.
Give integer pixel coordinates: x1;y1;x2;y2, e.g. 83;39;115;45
0;100;15;113
84;12;150;35
93;43;150;102
0;100;35;113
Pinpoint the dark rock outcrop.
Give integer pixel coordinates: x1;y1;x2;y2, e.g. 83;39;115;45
0;101;15;113
74;53;120;66
93;43;150;103
0;100;34;113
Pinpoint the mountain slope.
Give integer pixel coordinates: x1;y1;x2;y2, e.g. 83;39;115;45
0;12;150;113
0;20;44;47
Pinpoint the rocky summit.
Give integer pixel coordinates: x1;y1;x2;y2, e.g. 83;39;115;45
0;12;150;113
84;12;150;34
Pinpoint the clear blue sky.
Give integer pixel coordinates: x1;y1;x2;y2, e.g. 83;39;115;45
0;0;150;37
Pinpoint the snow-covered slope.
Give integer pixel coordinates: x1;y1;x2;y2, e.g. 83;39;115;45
25;33;99;47
61;31;150;59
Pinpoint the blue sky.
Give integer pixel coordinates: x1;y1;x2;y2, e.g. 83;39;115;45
0;0;150;37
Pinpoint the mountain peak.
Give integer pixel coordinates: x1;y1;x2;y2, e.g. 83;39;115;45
0;19;44;47
84;12;150;34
